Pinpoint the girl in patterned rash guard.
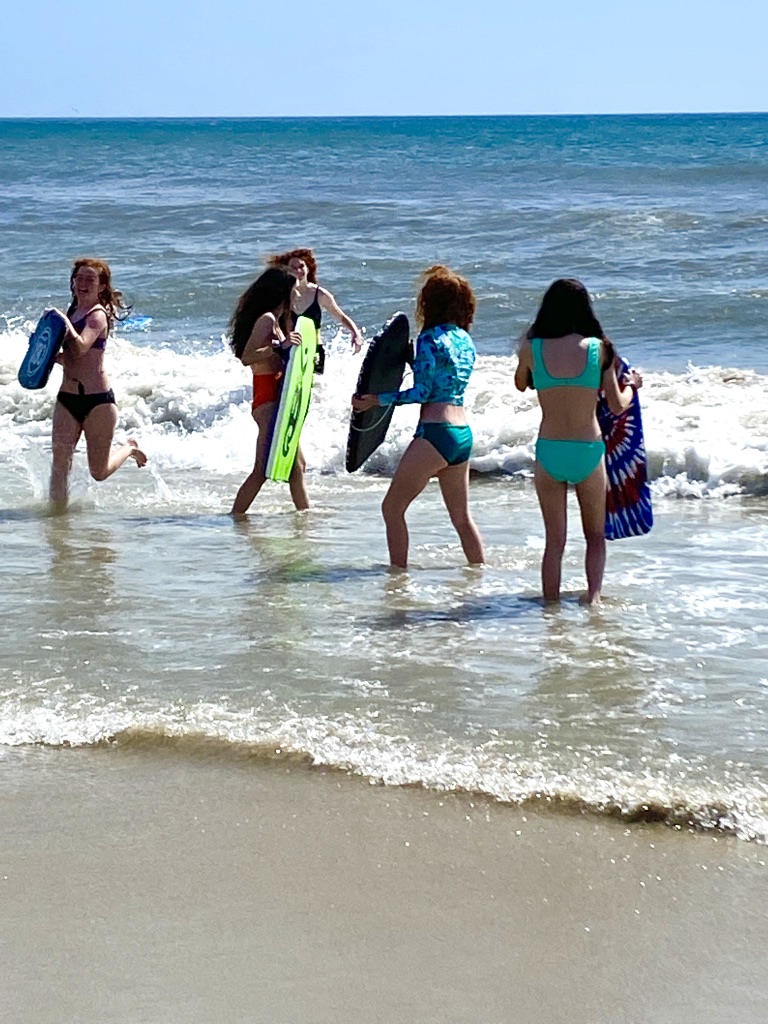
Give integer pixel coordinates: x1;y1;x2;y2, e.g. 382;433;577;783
352;265;485;570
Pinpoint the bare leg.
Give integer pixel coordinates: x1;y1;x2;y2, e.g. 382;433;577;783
83;403;147;481
575;461;608;605
231;403;275;515
288;444;310;511
437;461;485;565
49;400;82;510
534;463;568;602
382;439;446;569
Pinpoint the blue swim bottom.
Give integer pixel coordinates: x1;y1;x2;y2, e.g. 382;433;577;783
415;422;474;466
535;437;606;484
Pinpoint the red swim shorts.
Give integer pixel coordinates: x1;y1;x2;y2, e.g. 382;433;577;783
252;372;282;410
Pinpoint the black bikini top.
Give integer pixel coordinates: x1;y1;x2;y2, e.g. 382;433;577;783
292;287;322;329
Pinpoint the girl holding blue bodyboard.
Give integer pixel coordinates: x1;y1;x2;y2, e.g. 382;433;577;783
48;258;147;508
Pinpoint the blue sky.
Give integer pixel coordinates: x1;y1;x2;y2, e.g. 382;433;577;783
1;0;765;117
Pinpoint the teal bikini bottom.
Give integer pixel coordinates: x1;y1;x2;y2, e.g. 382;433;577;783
535;438;606;485
415;422;473;466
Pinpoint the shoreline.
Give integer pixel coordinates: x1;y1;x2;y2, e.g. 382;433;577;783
3;748;768;1023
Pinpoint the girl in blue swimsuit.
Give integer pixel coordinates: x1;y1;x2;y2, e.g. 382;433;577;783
515;278;642;605
352;265;485;570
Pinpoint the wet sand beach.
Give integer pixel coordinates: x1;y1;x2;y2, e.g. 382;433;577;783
4;114;768;1023
3;748;768;1024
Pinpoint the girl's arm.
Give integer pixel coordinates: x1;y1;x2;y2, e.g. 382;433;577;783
352;335;438;412
375;334;437;406
240;313;281;367
601;342;643;414
318;287;363;352
52;306;108;358
514;337;534;392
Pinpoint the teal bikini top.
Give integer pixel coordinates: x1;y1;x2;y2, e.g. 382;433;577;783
531;336;602;391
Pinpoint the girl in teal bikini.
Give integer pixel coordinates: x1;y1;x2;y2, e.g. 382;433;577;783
352;265;485;570
515;279;642;605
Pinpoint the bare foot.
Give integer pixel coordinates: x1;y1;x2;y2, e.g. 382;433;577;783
579;591;602;606
128;439;148;468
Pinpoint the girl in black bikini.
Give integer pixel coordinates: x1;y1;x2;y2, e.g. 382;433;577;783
49;258;147;509
267;248;363;353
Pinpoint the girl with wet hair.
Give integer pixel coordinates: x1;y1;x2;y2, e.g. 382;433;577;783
228;267;308;514
515;278;642;604
352;265;485;569
49;258;146;509
268;247;363;353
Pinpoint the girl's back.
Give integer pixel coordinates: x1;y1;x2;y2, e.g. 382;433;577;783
529;333;605;441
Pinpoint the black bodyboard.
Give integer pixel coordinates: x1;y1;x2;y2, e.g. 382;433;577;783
346;312;411;472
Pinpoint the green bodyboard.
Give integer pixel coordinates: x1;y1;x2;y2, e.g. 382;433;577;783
266;316;318;482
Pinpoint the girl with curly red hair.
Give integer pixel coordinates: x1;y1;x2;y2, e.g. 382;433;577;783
268;248;363;353
352;265;485;569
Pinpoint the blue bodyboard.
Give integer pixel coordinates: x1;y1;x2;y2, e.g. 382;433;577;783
122;315;153;332
18;310;67;390
597;358;653;540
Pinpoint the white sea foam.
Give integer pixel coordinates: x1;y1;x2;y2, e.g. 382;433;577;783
4;327;768;497
2;691;767;844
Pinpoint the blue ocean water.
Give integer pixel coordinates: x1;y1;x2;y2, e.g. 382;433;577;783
2;115;768;843
2;114;767;369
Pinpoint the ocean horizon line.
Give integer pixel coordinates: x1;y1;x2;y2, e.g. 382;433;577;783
1;110;766;123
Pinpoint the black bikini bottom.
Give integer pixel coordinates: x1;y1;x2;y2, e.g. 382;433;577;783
57;389;116;426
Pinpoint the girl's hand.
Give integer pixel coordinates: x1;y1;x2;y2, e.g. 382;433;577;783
615;354;643;392
49;307;75;338
273;331;301;353
352;393;378;413
350;331;363;354
49;307;69;326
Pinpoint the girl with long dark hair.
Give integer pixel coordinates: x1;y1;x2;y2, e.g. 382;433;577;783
515;278;642;604
229;267;308;514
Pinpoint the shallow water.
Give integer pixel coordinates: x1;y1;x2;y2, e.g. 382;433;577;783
2;114;768;844
2;464;767;841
